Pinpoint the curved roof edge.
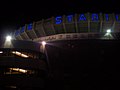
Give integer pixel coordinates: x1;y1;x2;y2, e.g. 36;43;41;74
13;13;120;41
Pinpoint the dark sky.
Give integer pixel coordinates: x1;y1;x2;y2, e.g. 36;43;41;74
0;0;120;39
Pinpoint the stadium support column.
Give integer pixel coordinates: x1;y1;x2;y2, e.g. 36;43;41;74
88;12;90;32
75;14;78;33
112;13;115;32
100;13;103;33
42;19;47;36
63;15;67;33
52;17;56;34
24;24;31;40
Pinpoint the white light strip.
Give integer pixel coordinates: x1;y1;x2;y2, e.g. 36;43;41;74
10;68;27;73
15;51;21;55
0;51;3;53
19;69;27;73
12;51;29;58
12;51;16;54
21;54;29;58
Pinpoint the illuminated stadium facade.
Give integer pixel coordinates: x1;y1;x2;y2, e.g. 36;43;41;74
1;13;120;89
14;13;120;42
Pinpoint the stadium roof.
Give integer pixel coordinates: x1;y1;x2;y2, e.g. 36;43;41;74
13;13;120;41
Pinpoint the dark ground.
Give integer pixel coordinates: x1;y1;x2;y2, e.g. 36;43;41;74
0;39;120;90
45;39;120;90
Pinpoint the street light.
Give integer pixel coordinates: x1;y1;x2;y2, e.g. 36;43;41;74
41;41;50;75
6;35;12;42
104;29;113;39
42;41;46;46
4;35;12;48
106;29;111;33
41;41;46;53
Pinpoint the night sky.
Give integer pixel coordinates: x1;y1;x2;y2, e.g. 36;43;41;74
0;0;120;40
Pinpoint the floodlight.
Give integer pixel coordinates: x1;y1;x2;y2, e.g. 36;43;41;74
6;35;12;41
106;29;111;33
42;41;46;46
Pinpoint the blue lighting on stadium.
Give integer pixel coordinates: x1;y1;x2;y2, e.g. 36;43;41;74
20;26;25;33
115;15;120;21
67;15;73;22
15;30;19;36
27;23;33;30
105;14;109;21
91;14;99;21
79;14;87;21
55;16;62;24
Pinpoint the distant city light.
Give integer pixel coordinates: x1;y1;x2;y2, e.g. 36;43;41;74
6;36;12;41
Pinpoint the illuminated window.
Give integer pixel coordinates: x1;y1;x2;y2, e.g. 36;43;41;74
12;51;29;58
2;68;35;74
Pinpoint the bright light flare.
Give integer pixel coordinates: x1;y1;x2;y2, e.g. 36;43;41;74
42;41;46;46
0;51;3;53
105;29;112;36
106;29;111;33
10;68;27;73
6;36;12;41
12;51;29;58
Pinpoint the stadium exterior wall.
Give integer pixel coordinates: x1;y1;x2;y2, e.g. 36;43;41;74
14;13;120;41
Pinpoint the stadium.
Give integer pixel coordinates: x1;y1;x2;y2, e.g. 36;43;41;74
14;13;120;41
1;13;120;89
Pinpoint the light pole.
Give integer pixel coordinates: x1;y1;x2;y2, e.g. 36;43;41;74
41;41;50;73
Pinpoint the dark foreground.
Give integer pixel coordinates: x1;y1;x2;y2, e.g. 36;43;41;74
0;39;120;90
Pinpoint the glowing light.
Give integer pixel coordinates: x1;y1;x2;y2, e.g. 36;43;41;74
67;15;73;22
42;41;46;46
0;51;3;53
79;14;87;21
27;23;33;30
12;51;29;58
106;29;111;33
15;51;21;55
21;54;29;58
6;36;12;41
10;68;27;73
103;29;113;39
55;16;62;24
19;69;27;73
91;13;99;21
